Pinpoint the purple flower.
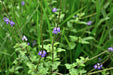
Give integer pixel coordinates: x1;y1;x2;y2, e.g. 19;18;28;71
21;1;25;6
27;42;30;45
98;58;102;61
52;8;57;12
94;63;103;70
22;35;28;41
52;27;60;34
108;47;113;52
32;40;36;46
3;17;10;24
87;21;92;25
74;15;78;18
10;21;15;26
38;50;47;57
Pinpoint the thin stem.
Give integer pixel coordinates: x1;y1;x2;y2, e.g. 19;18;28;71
102;52;113;64
52;35;55;63
56;0;62;28
86;68;95;75
12;0;22;39
40;0;44;50
51;0;62;74
26;47;32;62
55;33;62;41
35;0;43;72
80;13;96;19
85;50;108;63
87;67;113;75
51;35;55;74
35;57;41;71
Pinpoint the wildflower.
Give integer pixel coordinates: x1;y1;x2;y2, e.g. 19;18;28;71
52;8;57;12
98;58;102;61
94;63;103;70
38;50;47;57
21;1;25;6
10;21;15;26
27;42;30;45
22;35;28;41
52;27;60;34
32;40;36;46
108;47;113;52
74;15;78;18
3;17;10;24
87;21;92;25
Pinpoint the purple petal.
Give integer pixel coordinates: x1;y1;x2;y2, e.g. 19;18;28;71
27;42;30;45
43;50;47;55
21;1;25;6
94;65;97;69
38;51;42;56
87;21;92;25
41;54;46;57
57;27;60;32
38;50;47;57
3;17;10;24
52;8;57;12
10;21;15;26
108;47;113;51
22;35;28;41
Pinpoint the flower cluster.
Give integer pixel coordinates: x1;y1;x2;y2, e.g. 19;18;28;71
94;63;103;70
108;47;113;52
3;17;15;26
52;27;60;34
38;50;47;57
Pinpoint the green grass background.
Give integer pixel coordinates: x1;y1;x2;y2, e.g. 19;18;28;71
0;0;113;75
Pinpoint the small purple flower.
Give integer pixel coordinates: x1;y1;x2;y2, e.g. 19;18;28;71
21;1;25;6
38;50;47;57
52;8;57;12
10;21;15;26
74;15;78;18
98;58;102;61
52;27;60;34
32;40;36;46
27;42;30;45
108;47;113;52
87;21;92;25
3;17;10;24
94;63;103;70
22;35;28;41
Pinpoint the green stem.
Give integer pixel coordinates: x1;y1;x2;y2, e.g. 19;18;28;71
84;50;108;63
87;67;113;75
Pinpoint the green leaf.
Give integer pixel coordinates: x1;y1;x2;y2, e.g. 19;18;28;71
82;37;94;41
57;48;65;52
69;36;78;42
65;64;72;69
52;62;60;70
69;42;76;49
69;68;78;75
